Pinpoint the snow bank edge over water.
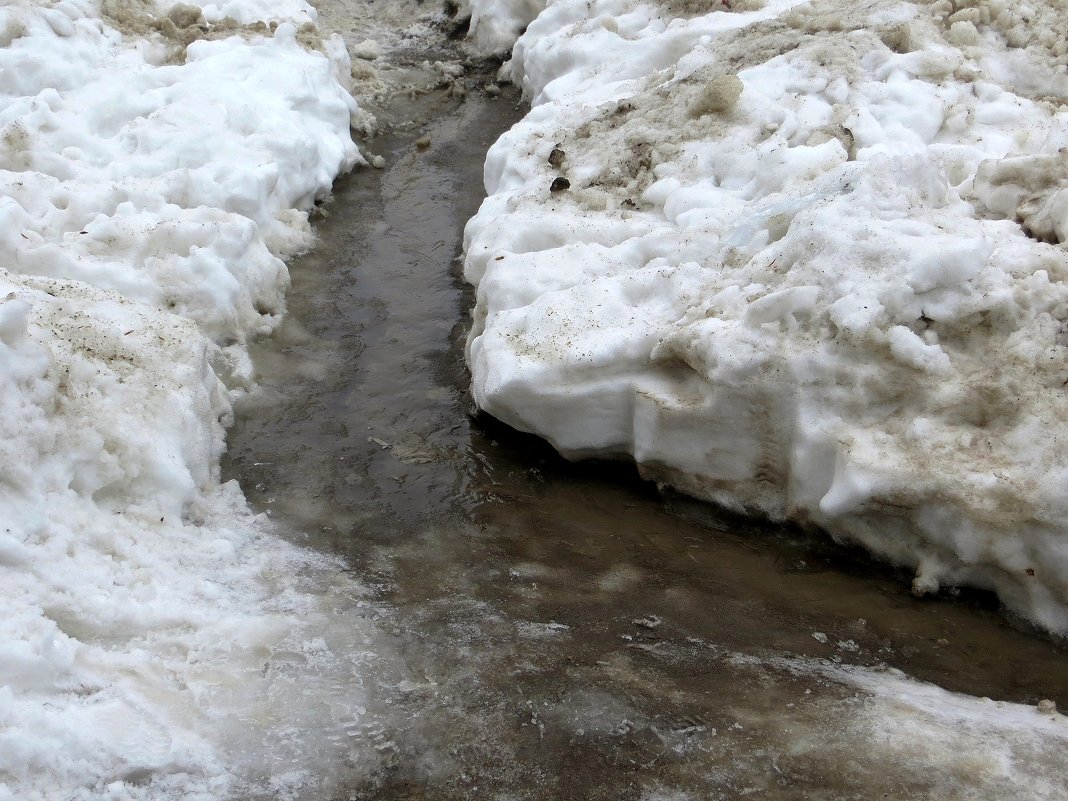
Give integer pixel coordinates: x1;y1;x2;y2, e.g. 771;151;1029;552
463;0;1068;633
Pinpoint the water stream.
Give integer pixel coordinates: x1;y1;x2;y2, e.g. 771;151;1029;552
222;65;1068;799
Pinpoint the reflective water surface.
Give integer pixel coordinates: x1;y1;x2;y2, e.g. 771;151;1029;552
223;82;1068;799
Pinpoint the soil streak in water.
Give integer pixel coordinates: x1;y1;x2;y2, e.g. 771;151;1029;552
223;85;1068;799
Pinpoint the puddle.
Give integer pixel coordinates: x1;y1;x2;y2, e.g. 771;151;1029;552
222;71;1068;800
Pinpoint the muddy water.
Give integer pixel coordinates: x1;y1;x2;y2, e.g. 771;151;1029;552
223;86;1068;798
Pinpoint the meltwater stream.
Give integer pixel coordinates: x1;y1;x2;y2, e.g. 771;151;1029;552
222;85;1068;798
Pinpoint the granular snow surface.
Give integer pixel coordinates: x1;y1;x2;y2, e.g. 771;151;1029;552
463;0;1068;632
0;1;384;798
5;0;1068;796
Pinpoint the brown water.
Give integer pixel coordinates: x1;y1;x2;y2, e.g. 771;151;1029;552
222;82;1068;799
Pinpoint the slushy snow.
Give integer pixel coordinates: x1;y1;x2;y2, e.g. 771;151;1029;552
463;0;1068;633
733;654;1068;800
4;0;1068;794
0;0;380;797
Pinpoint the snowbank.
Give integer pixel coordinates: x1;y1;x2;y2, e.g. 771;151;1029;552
463;0;1068;632
463;0;548;54
1;0;365;385
0;1;378;797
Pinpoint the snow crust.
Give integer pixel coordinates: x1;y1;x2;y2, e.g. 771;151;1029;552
0;1;377;797
463;0;1068;632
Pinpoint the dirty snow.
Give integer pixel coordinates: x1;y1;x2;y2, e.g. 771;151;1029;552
464;0;1068;632
4;0;1068;794
0;0;381;797
730;653;1068;801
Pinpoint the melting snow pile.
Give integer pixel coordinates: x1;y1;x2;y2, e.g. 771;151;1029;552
464;0;1068;632
744;655;1068;800
0;1;379;798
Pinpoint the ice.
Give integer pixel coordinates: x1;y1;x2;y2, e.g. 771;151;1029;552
0;0;380;797
463;0;1068;632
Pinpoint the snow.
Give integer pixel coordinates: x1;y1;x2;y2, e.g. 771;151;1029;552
737;654;1068;800
463;0;1068;632
462;0;548;54
4;0;1066;791
0;0;380;797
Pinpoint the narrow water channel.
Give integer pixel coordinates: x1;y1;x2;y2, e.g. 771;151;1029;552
222;82;1068;798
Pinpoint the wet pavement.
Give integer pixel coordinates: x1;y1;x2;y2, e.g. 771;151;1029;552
222;79;1068;799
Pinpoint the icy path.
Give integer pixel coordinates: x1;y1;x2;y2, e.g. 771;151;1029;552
3;0;1068;797
225;80;1068;799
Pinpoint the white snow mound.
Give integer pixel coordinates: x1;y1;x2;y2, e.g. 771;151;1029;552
462;0;548;54
0;0;378;798
464;0;1068;632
